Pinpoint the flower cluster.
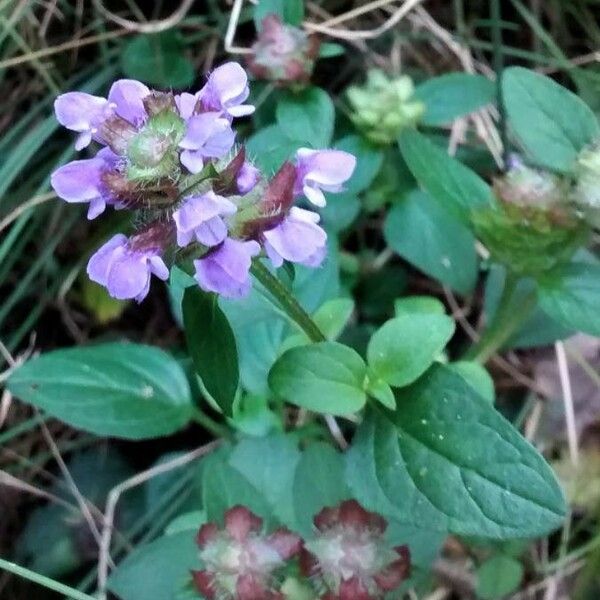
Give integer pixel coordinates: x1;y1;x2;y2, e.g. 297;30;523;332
193;505;302;600
302;500;410;600
247;15;320;86
472;155;589;275
51;63;356;301
347;70;424;144
191;501;411;600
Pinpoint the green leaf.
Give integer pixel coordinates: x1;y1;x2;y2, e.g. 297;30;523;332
415;73;495;126
448;361;495;404
276;87;335;148
334;135;384;194
384;190;479;294
229;434;301;526
254;0;304;27
346;366;566;539
476;555;524;599
7;343;193;439
364;373;396;409
293;442;349;536
503;67;599;172
367;314;455;388
538;262;600;336
319;42;345;58
121;32;194;88
108;532;198;600
246;124;302;172
394;295;446;317
398;129;493;223
183;288;239;415
268;341;367;415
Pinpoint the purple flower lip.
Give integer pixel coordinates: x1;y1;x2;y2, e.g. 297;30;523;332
194;238;260;299
263;207;327;268
197;62;255;118
294;148;357;207
87;230;170;302
50;147;120;219
173;191;237;248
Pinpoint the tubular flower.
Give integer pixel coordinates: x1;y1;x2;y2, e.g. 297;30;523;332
247;14;321;85
192;505;302;600
301;500;411;600
52;62;356;301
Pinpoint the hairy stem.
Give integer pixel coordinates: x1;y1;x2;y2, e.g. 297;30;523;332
0;558;96;600
250;260;326;343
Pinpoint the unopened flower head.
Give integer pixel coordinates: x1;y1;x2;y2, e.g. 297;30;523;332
301;500;410;599
247;14;320;86
494;155;565;209
192;505;302;600
347;70;424;144
51;62;356;302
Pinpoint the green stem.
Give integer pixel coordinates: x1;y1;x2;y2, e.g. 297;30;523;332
465;273;535;363
250;260;326;343
192;408;232;439
0;558;96;600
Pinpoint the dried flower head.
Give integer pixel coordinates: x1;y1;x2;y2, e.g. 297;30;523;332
301;500;410;599
192;505;302;600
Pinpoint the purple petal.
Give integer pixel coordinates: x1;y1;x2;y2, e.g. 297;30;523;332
175;92;199;120
149;256;170;280
75;131;93;151
87;197;107;220
180;150;204;174
199;62;254;117
194;238;260;298
236;162;261;194
54;92;109;134
107;79;150;126
179;113;231;151
106;253;151;301
295;148;357;206
173;191;237;234
87;234;128;286
263;207;327;266
51;158;104;203
193;216;228;247
202;126;236;158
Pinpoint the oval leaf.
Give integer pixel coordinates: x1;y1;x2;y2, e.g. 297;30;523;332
183;287;239;415
346;366;566;539
7;343;193;439
415;73;495;126
268;341;367;415
276;87;335;148
398;129;493;223
367;313;455;388
503;67;599;172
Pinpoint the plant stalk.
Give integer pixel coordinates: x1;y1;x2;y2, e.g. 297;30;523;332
0;558;96;600
250;260;326;343
465;272;535;363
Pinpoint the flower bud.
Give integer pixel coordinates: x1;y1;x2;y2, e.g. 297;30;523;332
247;15;320;86
494;155;565;208
347;71;424;144
301;500;410;599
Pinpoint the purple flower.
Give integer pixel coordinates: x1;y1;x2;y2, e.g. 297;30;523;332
54;92;113;150
294;148;357;207
194;238;260;298
173;191;237;247
236;161;261;194
179;113;236;173
87;233;169;302
50;148;121;219
198;62;255;118
175;91;199;120
263;207;327;268
107;79;150;126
